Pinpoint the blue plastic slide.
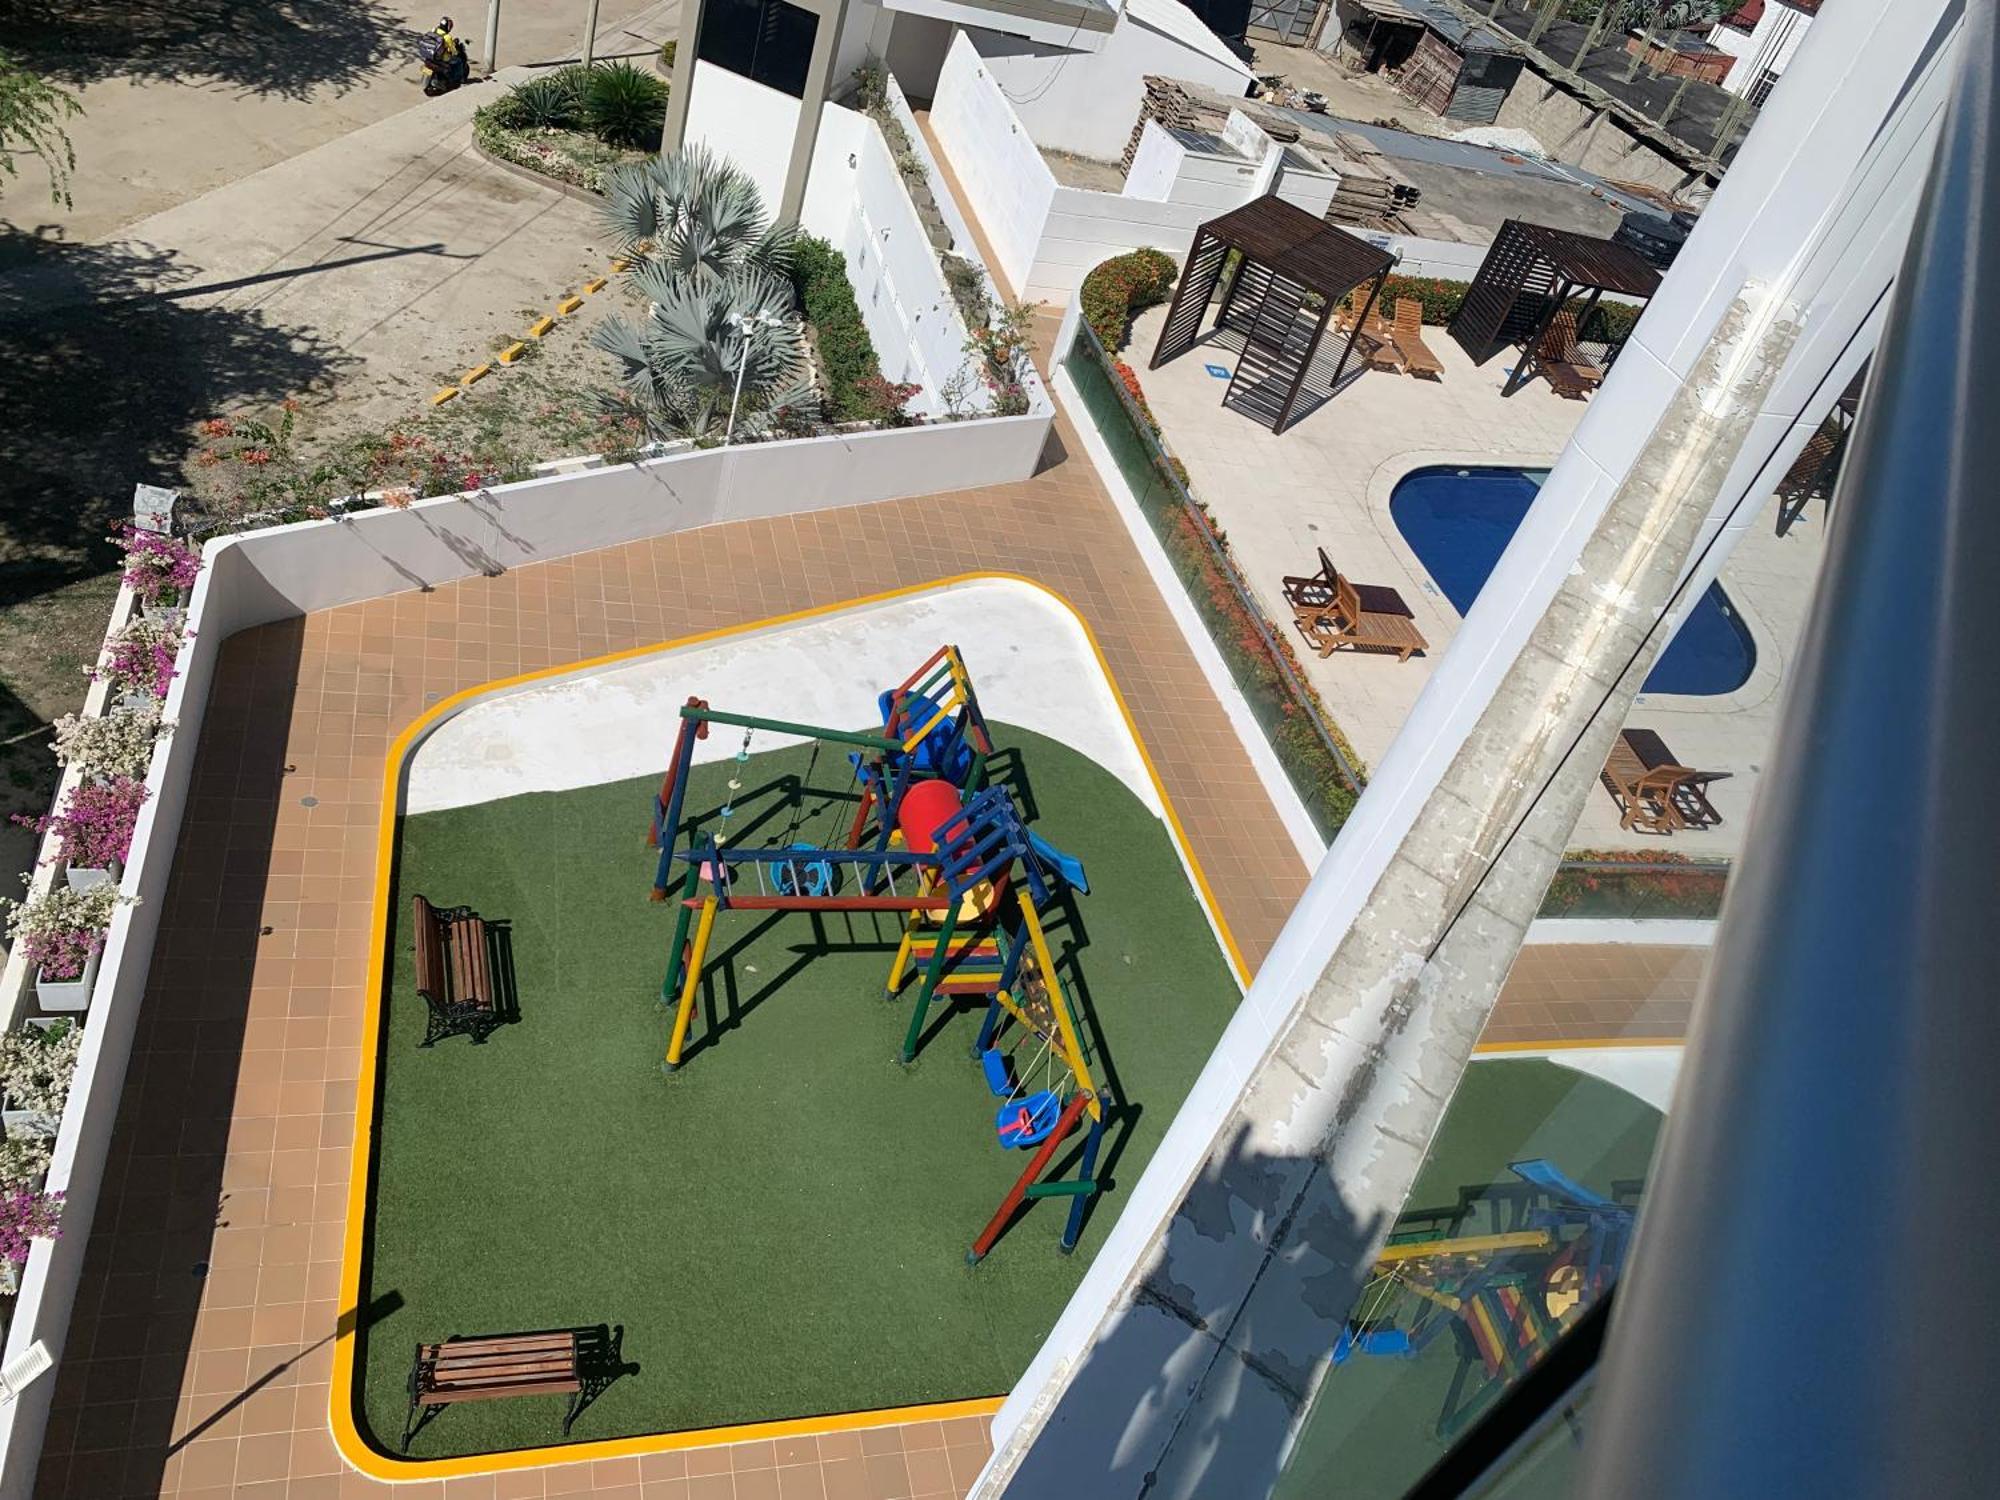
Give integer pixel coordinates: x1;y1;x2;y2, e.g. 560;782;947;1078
1026;830;1089;894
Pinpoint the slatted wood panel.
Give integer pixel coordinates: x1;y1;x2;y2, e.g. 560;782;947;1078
1149;230;1228;369
1448;219;1537;363
1222;267;1313;431
1397;30;1463;115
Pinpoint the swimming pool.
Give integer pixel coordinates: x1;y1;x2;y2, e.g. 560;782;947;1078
1390;465;1757;696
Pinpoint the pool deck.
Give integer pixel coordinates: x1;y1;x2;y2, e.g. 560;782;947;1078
1124;301;1830;858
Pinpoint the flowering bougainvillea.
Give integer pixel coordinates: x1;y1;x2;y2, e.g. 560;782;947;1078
51;703;165;781
11;776;148;870
1;879;125;982
0;1187;63;1264
92;615;185;700
115;525;202;607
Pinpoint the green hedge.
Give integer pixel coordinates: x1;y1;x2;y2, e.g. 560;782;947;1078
1373;274;1641;343
1080;248;1178;353
792;235;884;423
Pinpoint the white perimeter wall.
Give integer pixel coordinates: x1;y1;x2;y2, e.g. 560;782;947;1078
1718;1;1814;97
964;9;1252;161
682;60;801;214
0;411;1053;1497
932;35;1215;303
802;103;976;418
683;60;995;420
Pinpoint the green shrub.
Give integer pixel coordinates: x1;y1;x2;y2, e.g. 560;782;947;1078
492;66;587;130
1080;248;1178;352
792;235;885;423
584;61;669;148
1368;274;1644;343
660;39;677;70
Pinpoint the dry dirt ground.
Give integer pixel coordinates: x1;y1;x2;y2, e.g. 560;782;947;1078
0;4;676;898
1246;37;1453;139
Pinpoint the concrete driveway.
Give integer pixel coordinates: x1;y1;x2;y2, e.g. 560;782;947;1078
0;0;677;241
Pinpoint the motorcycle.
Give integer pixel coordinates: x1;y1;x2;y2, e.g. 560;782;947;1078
418;31;471;95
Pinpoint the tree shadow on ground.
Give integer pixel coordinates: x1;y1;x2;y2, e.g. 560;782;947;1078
0;223;353;607
0;0;406;99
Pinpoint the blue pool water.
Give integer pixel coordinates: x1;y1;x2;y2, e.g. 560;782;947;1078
1390;466;1756;696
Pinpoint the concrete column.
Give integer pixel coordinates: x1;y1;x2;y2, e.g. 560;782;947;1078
777;0;850;226
658;0;705;154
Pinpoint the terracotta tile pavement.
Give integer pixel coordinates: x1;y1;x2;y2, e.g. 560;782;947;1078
34;392;1700;1494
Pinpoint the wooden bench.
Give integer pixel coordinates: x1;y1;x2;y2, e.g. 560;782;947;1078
412;893;499;1047
404;1331;582;1450
1281;549;1429;663
1600;728;1728;835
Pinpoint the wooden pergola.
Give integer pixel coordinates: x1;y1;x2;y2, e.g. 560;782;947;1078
1446;219;1662;396
1150;196;1397;434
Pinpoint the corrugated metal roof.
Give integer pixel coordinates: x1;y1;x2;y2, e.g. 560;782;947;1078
1397;0;1516;55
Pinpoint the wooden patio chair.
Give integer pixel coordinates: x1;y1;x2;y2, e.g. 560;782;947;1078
1390;299;1445;380
1282;548;1428;662
1599;728;1729;835
1537;311;1603;400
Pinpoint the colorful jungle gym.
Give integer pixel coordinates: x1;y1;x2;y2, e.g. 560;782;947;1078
646;647;1109;1262
1333;1158;1637;1436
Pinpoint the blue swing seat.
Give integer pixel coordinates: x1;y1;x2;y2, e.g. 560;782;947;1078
996;1090;1063;1148
980;1047;1013;1097
773;843;835;898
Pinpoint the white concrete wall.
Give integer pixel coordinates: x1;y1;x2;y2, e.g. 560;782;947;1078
965;1;1253;160
682;59;801;213
802;103;980;416
1717;0;1814;97
930;33;1061;294
0;404;1057;1496
1029;187;1209;302
1124;118;1186;202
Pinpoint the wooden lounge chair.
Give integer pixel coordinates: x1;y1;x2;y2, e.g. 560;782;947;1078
1389;300;1444;380
1599;728;1728;835
1281;548;1428;662
1537;311;1603;400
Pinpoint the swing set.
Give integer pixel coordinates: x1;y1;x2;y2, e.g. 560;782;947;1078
644;647;1110;1260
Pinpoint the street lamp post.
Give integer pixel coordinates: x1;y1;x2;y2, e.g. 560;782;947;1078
723;312;785;445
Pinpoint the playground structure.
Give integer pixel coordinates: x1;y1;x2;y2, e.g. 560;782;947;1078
1334;1158;1637;1435
646;647;1111;1262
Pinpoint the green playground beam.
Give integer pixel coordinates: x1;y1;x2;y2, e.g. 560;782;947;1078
1024;1180;1098;1199
681;705;901;753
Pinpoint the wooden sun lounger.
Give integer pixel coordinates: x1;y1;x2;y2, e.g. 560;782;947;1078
1537;311;1603;400
1281;548;1428;663
1390;300;1444;380
1599;728;1728;835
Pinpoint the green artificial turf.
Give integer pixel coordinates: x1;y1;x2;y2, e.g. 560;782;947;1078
1272;1059;1665;1500
358;724;1240;1459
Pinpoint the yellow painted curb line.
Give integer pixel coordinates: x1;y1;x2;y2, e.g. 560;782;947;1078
430;387;459;406
584;276;608;295
557;295;585;315
529;315;557;338
332;573;1252;1481
498;342;528;365
461;363;492;386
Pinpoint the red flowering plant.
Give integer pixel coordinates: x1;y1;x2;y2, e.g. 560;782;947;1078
115;524;202;607
12;777;148;871
854;375;923;427
964;300;1041;417
92;616;185;701
0;1187;63;1265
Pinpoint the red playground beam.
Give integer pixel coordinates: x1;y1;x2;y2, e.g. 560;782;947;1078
680;895;956;913
969;1091;1093;1264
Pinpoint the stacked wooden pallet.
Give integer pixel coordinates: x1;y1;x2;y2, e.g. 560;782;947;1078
1121;77;1204;174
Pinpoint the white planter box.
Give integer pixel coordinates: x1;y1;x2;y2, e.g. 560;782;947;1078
64;863;118;893
0;1105;57;1139
34;950;99;1013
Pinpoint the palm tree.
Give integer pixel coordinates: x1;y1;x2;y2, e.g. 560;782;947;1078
599;144;795;288
592;145;814;440
592;261;818;440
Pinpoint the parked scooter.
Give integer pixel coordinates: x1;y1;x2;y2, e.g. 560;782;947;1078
419;16;471;95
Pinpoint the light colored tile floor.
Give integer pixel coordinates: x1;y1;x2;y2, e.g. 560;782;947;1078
1125;300;1831;855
